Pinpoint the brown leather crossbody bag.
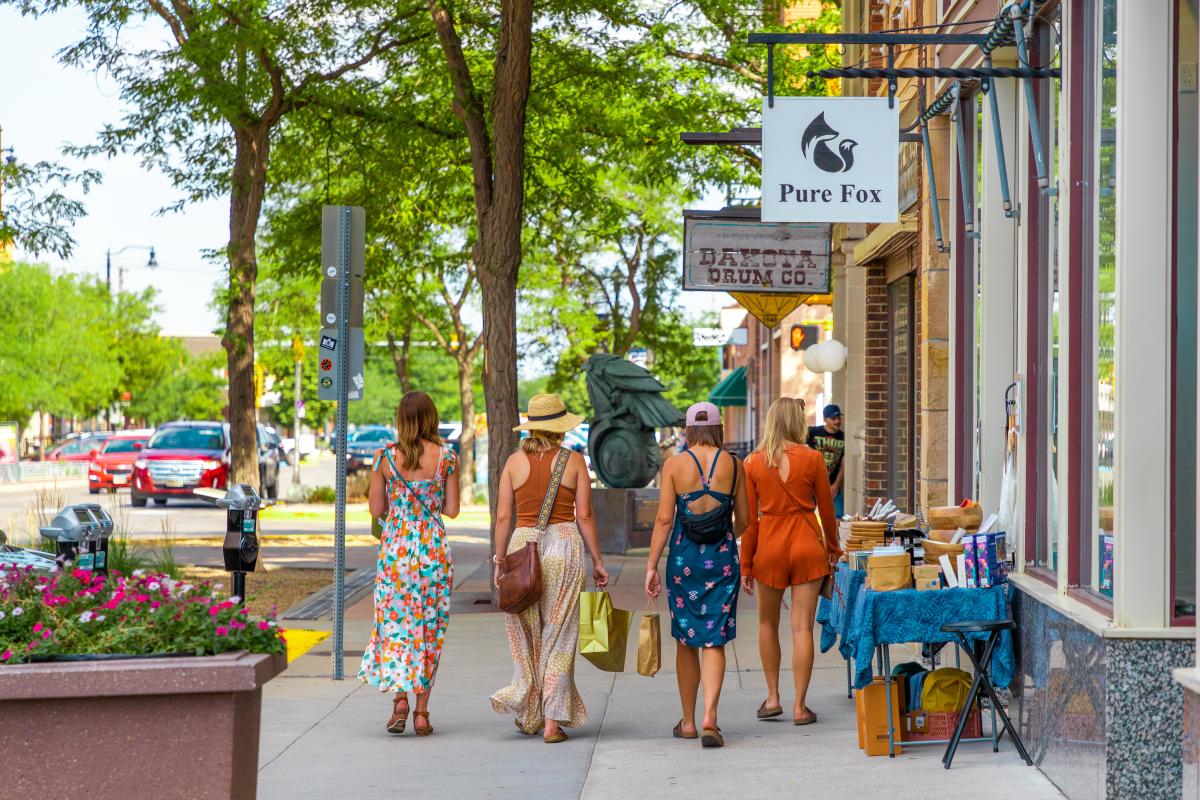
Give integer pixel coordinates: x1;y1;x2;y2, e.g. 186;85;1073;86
498;448;571;614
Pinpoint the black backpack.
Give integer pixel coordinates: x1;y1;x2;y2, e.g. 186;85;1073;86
679;449;738;545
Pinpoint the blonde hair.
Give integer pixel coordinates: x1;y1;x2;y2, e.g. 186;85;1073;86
394;391;441;470
520;430;565;454
754;397;808;468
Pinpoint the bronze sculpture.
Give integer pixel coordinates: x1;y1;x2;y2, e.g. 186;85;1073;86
583;353;685;489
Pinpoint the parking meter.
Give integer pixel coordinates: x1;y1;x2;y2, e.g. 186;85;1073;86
216;484;262;604
39;503;115;573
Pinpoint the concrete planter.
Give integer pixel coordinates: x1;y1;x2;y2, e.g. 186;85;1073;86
0;650;286;799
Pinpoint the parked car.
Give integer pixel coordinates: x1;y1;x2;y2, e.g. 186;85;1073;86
257;425;284;499
439;422;462;455
88;429;153;494
44;431;113;462
343;425;394;474
131;422;229;507
280;432;317;464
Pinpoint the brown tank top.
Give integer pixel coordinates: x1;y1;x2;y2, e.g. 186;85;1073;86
514;450;576;527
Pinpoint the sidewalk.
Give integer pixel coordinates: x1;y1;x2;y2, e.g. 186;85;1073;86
257;541;1065;800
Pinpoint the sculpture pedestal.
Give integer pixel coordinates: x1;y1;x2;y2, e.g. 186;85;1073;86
592;487;660;554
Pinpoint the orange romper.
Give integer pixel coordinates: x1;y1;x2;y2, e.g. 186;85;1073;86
740;444;841;590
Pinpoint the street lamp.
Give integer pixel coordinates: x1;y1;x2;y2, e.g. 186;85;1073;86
106;244;158;294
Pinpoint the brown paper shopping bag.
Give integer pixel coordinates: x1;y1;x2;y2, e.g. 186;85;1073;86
637;600;662;677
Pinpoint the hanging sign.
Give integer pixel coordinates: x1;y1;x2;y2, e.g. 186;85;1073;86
729;292;805;329
762;96;900;223
683;216;830;294
692;328;750;347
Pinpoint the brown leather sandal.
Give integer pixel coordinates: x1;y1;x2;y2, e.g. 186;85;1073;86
386;696;409;735
701;727;725;748
673;720;699;739
794;708;818;726
412;710;433;737
757;700;784;720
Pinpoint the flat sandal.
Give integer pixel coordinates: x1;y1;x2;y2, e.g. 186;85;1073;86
757;700;784;720
544;729;569;744
673;719;699;740
701;727;725;748
794;708;818;726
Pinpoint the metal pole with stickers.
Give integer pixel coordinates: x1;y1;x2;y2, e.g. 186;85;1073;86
318;205;365;680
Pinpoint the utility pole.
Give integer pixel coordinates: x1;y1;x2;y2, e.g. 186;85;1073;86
292;336;304;484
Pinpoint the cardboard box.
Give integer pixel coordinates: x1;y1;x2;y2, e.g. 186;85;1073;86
855;677;904;756
977;532;1008;587
912;564;941;591
962;534;978;588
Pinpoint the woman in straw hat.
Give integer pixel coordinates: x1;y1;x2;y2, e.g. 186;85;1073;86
645;402;748;748
740;397;839;726
490;394;609;744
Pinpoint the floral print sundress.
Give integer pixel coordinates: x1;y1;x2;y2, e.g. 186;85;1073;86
358;444;457;694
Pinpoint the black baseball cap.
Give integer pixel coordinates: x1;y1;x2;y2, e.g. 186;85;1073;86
823;404;842;419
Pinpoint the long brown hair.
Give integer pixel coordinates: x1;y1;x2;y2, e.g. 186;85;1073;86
754;397;808;468
393;391;441;470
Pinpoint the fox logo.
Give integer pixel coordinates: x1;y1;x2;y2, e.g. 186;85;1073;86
801;112;858;174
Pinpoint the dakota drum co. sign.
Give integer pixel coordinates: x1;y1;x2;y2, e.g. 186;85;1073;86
683;215;830;294
762;96;899;224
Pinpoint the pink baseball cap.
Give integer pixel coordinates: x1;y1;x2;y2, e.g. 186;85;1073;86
686;402;722;427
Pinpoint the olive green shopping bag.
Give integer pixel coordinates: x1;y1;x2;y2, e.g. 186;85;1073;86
579;590;632;672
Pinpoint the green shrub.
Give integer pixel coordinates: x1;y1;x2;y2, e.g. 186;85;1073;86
306;486;336;503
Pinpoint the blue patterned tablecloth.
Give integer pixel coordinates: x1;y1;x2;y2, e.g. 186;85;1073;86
847;584;1014;690
816;564;867;658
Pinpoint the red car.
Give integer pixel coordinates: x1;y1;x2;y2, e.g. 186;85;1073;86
88;430;153;494
131;421;230;507
44;432;113;462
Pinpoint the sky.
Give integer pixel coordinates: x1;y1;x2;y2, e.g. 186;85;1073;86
1;9;727;340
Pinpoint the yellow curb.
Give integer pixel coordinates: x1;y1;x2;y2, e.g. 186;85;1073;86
281;628;330;663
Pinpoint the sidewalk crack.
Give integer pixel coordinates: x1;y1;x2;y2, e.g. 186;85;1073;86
259;681;364;773
578;672;616;800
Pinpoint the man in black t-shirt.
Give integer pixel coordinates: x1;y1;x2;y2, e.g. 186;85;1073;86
808;404;845;518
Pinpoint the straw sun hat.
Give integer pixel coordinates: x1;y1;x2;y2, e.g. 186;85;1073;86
513;393;585;433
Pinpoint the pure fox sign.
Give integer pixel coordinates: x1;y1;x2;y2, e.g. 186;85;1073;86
762;97;899;224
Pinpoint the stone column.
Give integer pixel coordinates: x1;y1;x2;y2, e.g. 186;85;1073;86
918;115;954;512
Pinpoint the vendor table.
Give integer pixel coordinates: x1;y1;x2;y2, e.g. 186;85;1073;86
820;570;1016;758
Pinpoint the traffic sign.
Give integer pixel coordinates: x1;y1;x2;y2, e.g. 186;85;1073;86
316;327;364;401
319;277;364;326
320;205;365;279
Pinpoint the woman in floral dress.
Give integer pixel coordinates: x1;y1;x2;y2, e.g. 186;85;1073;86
358;391;460;736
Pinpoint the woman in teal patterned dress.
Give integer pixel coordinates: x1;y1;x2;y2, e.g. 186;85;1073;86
645;402;747;748
358;391;460;736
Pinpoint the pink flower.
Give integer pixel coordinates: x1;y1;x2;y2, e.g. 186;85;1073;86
257;621;271;631
134;594;151;603
215;626;229;636
41;629;51;639
0;650;10;661
32;622;43;633
209;606;222;617
230;620;246;630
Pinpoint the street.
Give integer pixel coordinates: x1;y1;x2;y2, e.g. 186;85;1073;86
0;455;380;541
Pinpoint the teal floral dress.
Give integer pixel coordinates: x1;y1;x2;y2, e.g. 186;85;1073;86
358;444;457;693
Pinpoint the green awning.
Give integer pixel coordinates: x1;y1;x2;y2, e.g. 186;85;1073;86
709;367;747;407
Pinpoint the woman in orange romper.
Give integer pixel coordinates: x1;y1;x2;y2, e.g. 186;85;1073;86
740;397;840;725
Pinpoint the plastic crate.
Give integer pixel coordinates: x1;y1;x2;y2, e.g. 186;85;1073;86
901;708;982;742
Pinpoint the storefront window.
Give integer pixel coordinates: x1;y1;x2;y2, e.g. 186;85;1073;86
1173;0;1198;622
887;275;915;512
1093;0;1117;598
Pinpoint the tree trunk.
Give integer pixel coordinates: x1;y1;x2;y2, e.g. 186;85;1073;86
222;127;269;489
386;322;414;393
455;352;476;501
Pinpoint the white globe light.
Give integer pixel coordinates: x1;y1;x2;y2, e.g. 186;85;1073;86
824;340;847;372
804;342;828;373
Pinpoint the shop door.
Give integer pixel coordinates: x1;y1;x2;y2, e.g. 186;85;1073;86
887;275;916;512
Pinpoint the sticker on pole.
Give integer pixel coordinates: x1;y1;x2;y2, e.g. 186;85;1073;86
761;96;899;223
316;328;365;402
